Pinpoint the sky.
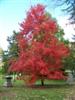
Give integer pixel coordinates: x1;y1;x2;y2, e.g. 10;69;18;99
0;0;75;50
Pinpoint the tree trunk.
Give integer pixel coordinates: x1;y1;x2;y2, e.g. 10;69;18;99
41;79;44;86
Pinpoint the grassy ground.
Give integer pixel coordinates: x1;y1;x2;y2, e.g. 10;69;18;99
0;75;75;100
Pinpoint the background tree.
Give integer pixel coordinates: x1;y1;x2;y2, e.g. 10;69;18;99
2;51;10;75
62;48;75;78
0;48;3;74
0;48;3;66
56;27;69;45
9;4;69;86
53;0;75;24
46;12;69;45
7;31;19;59
2;31;19;75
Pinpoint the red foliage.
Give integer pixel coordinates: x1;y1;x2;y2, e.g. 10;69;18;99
9;4;69;84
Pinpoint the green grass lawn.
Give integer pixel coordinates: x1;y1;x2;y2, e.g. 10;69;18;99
0;75;75;100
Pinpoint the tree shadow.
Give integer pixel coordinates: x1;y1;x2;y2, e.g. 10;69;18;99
26;83;74;89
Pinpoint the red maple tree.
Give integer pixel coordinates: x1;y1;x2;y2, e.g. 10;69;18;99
9;4;69;85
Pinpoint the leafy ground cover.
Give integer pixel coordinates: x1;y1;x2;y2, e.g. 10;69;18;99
0;75;75;100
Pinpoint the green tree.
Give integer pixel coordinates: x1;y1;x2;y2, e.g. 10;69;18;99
46;12;69;45
45;12;69;45
63;50;75;77
2;31;19;75
56;27;69;45
0;48;3;74
2;51;10;75
7;31;19;59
